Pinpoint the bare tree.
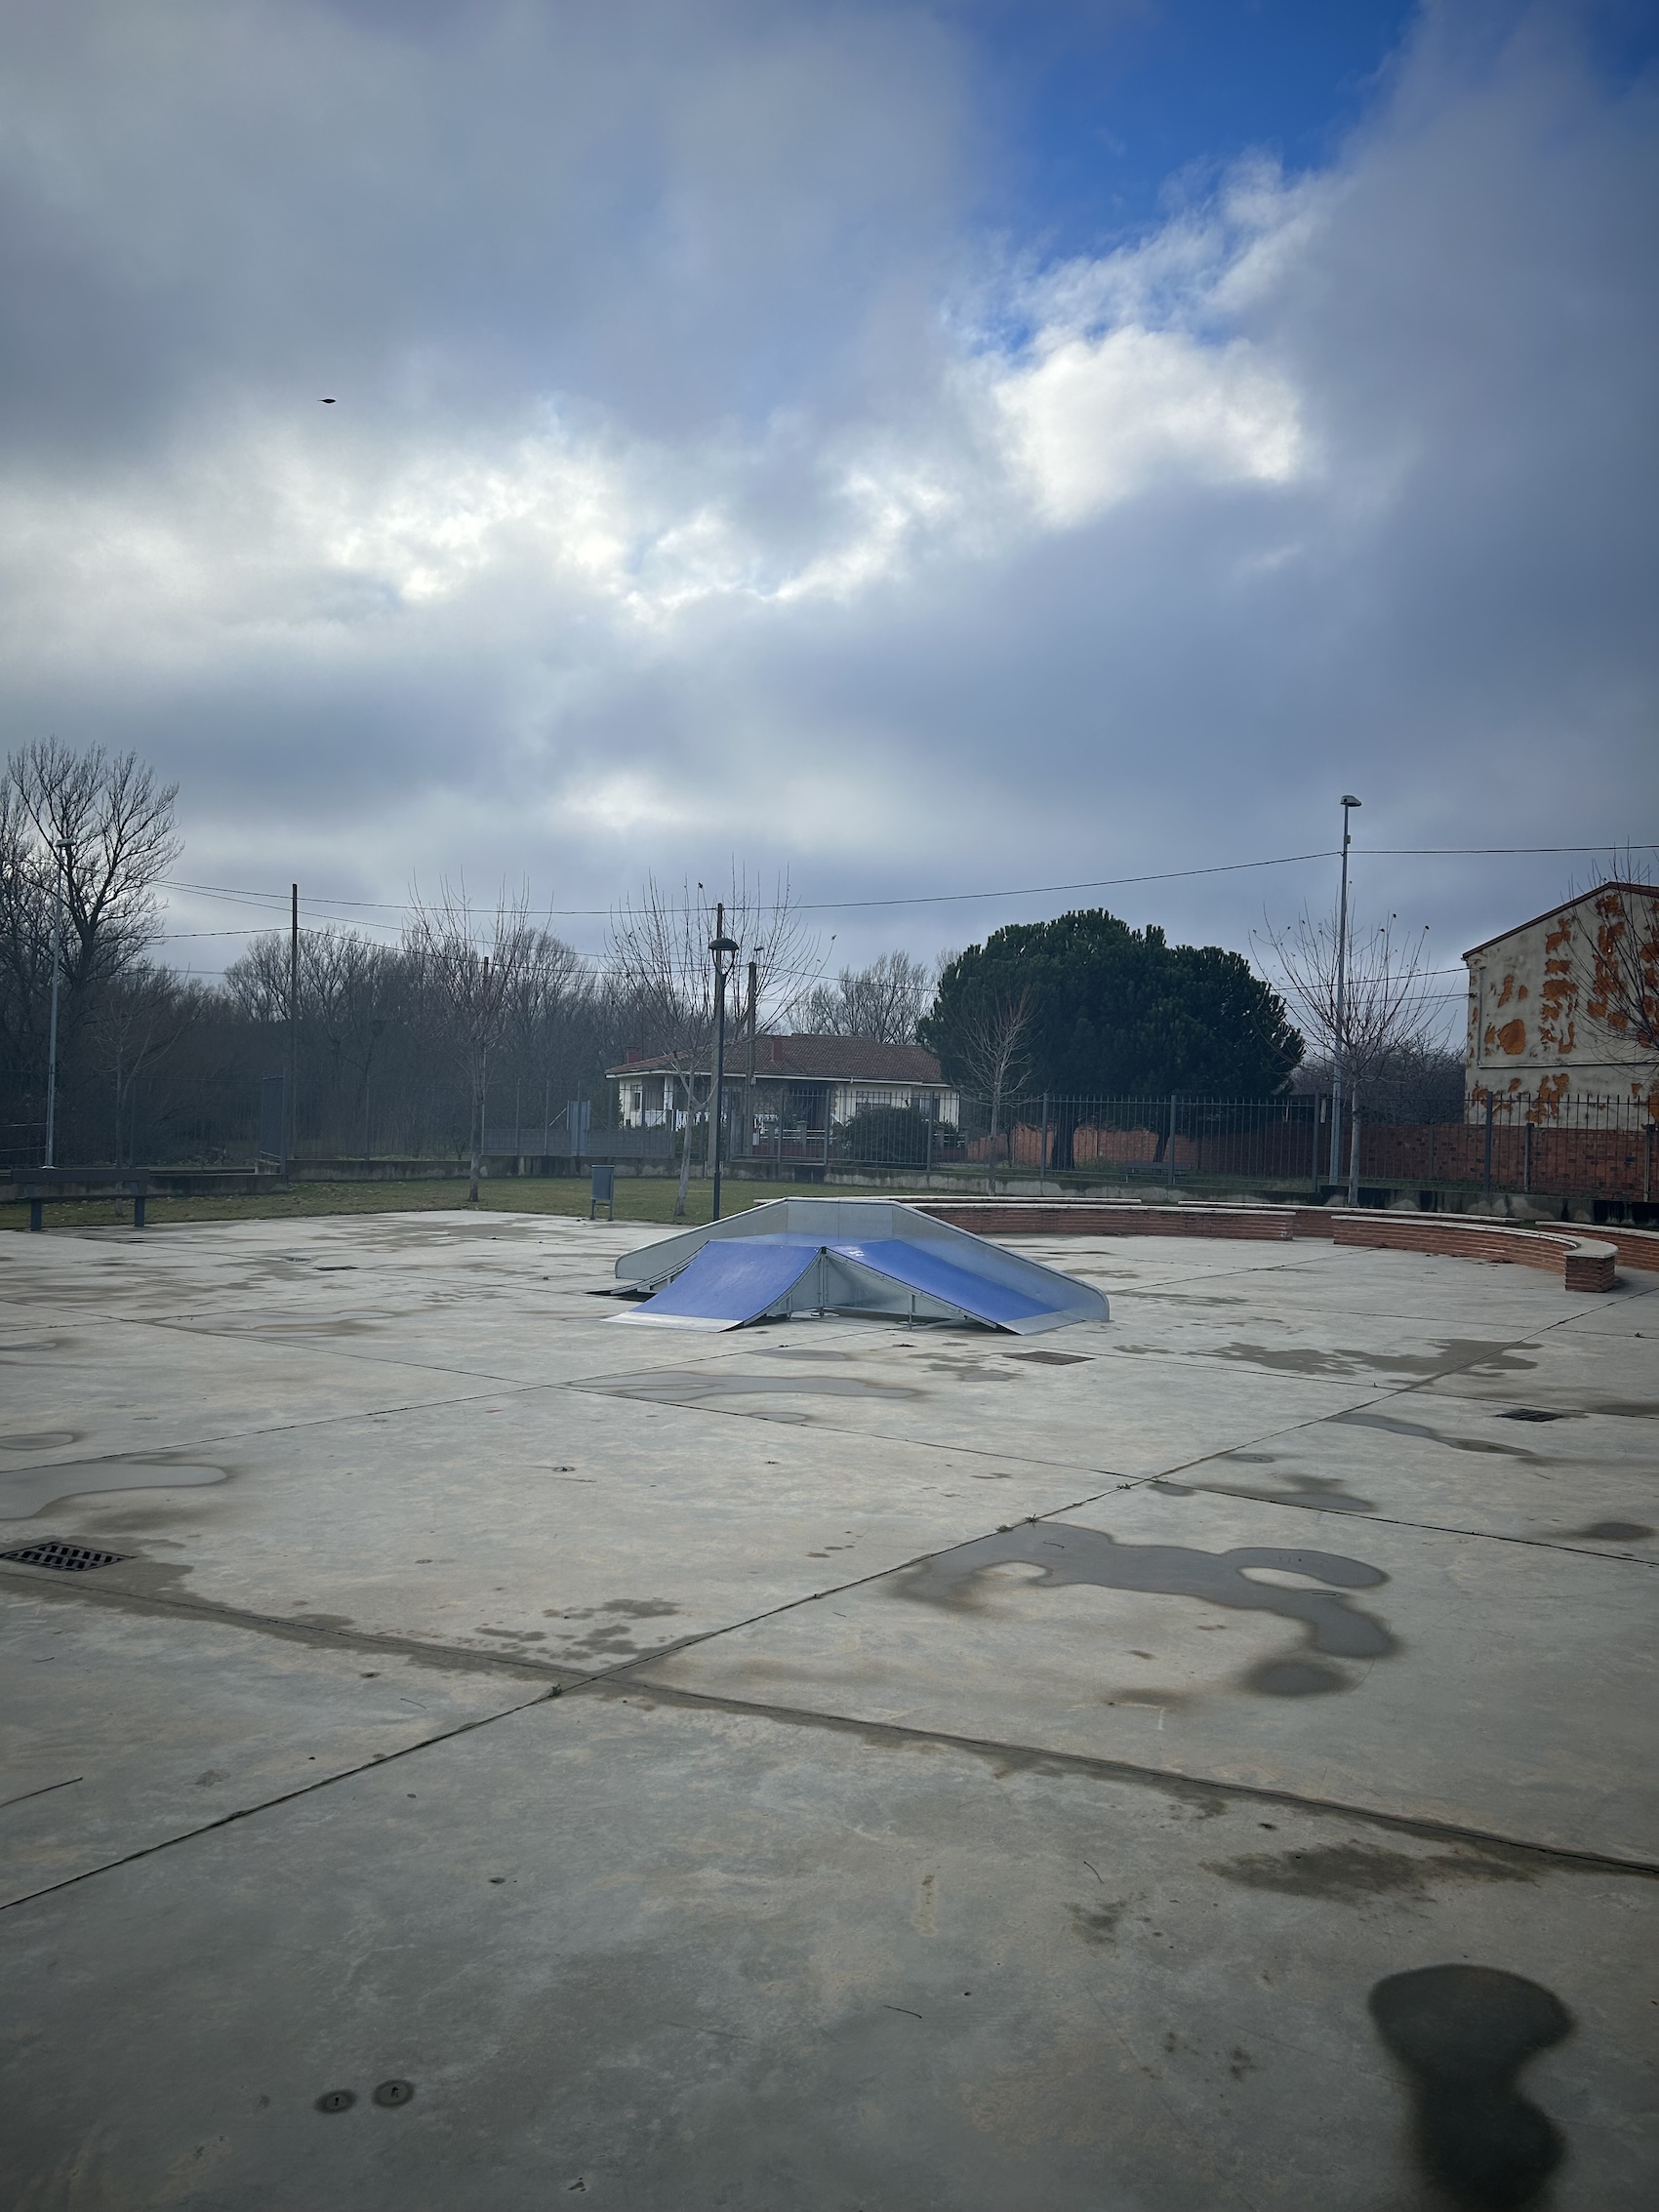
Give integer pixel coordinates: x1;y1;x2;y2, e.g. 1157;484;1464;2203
790;950;932;1043
0;779;55;1091
1581;869;1659;1063
608;871;818;1219
1257;907;1436;1202
6;741;180;995
949;987;1033;1180
406;883;567;1204
90;967;201;1166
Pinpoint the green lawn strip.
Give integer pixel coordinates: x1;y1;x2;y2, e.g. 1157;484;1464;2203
0;1175;844;1234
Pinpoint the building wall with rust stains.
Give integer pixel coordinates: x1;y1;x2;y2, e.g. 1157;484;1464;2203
1465;886;1659;1121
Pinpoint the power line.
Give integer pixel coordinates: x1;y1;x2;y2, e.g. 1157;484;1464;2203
156;839;1650;924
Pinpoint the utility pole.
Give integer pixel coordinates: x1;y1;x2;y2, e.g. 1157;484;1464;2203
745;955;759;1167
287;884;299;1173
43;840;63;1167
1330;796;1360;1189
708;905;740;1222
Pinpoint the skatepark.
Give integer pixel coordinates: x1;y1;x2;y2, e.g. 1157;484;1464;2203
1;1205;1654;2208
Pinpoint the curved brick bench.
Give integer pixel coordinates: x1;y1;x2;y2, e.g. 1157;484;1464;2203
911;1198;1636;1293
1325;1212;1617;1292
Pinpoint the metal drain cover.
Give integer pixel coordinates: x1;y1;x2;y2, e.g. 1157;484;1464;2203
1497;1408;1565;1423
373;2079;415;2108
1;1540;129;1573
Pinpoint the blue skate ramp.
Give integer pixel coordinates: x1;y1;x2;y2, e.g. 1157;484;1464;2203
613;1237;819;1331
829;1238;1060;1330
612;1197;1107;1335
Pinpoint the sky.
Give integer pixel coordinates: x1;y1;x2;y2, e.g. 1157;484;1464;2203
1;0;1655;1034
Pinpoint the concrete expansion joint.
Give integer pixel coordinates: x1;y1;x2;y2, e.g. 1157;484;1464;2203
584;1677;1659;1886
0;1675;564;1917
0;1565;586;1683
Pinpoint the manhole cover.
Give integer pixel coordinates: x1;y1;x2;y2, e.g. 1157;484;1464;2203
1497;1408;1565;1423
315;2089;355;2113
0;1540;129;1573
373;2079;415;2108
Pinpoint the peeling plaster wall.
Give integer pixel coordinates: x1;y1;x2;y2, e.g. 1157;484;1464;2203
1465;887;1659;1118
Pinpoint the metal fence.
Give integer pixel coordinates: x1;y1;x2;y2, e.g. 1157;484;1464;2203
8;1076;1656;1208
788;1088;1658;1205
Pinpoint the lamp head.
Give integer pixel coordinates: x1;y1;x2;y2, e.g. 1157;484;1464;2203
1340;793;1361;808
709;933;740;958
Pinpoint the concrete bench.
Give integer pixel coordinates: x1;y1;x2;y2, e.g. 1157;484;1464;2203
14;1171;154;1232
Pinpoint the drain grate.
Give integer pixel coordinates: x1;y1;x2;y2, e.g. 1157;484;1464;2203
1497;1408;1566;1424
1;1539;130;1573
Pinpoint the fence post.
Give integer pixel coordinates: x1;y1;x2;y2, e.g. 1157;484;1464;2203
1522;1116;1532;1196
1166;1094;1177;1192
1482;1094;1494;1202
1646;1121;1654;1205
1040;1092;1049;1188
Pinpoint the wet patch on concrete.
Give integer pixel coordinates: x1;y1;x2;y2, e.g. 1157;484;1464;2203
0;1430;79;1454
553;1598;684;1621
1334;1410;1542;1460
0;1457;227;1520
1213;1339;1538;1380
1241;1657;1354;1696
895;1521;1396;1689
1208;1841;1535;1901
1369;1964;1571;2210
1067;1899;1128;1946
1154;1469;1377;1515
577;1370;923;1408
1555;1519;1653;1543
153;1311;399;1340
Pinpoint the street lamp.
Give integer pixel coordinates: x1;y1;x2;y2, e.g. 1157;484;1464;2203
1331;794;1360;1188
708;907;741;1222
43;839;63;1168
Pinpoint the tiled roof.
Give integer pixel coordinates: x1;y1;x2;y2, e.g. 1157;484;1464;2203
608;1034;948;1085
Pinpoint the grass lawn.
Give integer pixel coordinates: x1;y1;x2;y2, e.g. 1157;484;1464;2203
0;1174;861;1236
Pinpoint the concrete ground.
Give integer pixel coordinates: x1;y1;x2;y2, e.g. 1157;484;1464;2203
1;1211;1654;2210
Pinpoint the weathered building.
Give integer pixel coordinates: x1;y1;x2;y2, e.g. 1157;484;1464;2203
1464;883;1659;1117
608;1034;958;1147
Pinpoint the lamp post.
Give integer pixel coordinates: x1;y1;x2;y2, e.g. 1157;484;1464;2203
1330;794;1360;1189
708;906;741;1221
744;951;761;1168
43;840;62;1167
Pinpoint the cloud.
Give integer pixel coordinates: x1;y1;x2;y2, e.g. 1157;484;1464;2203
0;0;1653;1006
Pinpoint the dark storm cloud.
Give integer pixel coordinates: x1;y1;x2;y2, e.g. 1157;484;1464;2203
0;0;973;462
0;1;1653;1001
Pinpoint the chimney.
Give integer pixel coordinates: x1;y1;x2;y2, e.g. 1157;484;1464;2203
625;1047;642;1066
769;1037;785;1069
